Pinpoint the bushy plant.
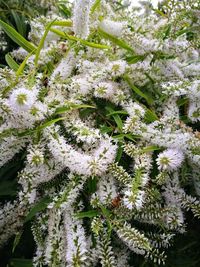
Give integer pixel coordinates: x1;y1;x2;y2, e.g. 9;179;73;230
0;0;68;65
0;0;200;266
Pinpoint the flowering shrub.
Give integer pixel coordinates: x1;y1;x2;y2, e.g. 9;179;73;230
0;0;65;64
0;0;200;266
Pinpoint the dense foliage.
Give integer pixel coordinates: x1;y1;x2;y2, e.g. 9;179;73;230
0;0;200;266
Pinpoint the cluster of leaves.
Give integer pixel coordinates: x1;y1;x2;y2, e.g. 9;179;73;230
0;0;71;66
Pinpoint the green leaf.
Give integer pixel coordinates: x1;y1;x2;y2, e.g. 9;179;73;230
106;110;128;116
34;20;72;66
98;28;134;52
12;231;23;253
144;108;158;123
100;125;113;134
0;19;36;52
75;210;99;219
100;205;111;218
34;20;56;66
177;97;188;107
17;117;68;137
87;176;97;194
0;180;17;196
153;8;167;17
51;20;72;27
162;24;171;40
11;10;27;36
140;145;160;153
116;143;123;162
10;259;33;267
50;28;111;49
16;50;35;76
113;114;123;131
55;104;95;115
5;53;19;71
105;107;123;131
126;54;146;64
58;4;72;18
113;133;140;141
24;196;51;223
91;0;101;14
124;75;153;105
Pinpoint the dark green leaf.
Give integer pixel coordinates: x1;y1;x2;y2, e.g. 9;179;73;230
10;259;33;267
24;196;51;222
116;143;123;162
0;180;17;196
75;210;99;219
124;75;153;105
55;104;95;115
12;231;23;253
11;10;27;36
98;28;134;52
126;54;146;64
144;108;158;123
0;19;36;52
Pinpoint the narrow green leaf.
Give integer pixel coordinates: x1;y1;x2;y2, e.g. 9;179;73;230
153;8;167;17
106;110;128;116
55;104;95;115
50;28;111;49
100;125;113;134
113;133;140;141
0;19;36;52
12;231;23;253
24;196;51;223
162;24;171;40
36;117;68;131
87;176;97;194
17;117;67;137
105;107;123;131
91;0;101;14
16;50;35;76
100;205;111;218
75;210;99;219
126;54;146;64
80;38;111;49
144;108;158;123
10;259;33;267
98;28;134;52
112;114;123;131
124;75;153;105
34;21;56;66
58;4;72;18
125;133;141;141
52;20;72;27
116;143;123;162
34;20;72;66
5;53;19;71
140;146;160;153
177;97;188;107
11;10;26;36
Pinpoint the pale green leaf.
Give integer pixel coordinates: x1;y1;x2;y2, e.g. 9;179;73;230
5;53;19;71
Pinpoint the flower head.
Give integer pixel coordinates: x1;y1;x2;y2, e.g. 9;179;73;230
8;87;36;113
99;19;125;37
156;148;184;171
27;147;44;166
